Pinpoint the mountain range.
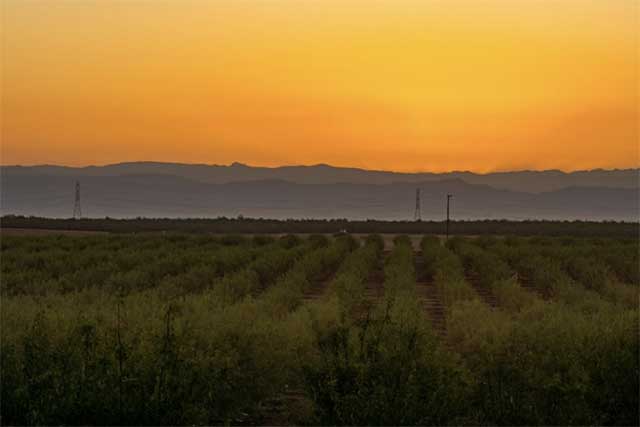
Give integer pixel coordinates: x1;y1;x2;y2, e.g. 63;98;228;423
1;162;638;220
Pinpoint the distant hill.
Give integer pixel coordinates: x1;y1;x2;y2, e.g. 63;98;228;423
3;162;638;193
1;164;637;220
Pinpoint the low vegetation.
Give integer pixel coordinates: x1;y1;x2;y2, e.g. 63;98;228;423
1;233;638;425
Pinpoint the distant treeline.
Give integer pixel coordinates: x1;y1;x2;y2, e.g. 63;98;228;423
1;215;638;238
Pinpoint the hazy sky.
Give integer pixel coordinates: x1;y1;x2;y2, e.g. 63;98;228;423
2;0;638;172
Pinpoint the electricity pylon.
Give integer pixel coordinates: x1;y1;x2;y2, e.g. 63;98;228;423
73;181;82;219
414;188;421;222
446;194;453;239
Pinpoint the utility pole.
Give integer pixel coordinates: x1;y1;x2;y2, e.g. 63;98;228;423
446;194;453;239
73;181;82;219
414;188;421;222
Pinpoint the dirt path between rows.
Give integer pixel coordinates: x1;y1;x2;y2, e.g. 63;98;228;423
302;269;338;303
518;274;551;300
355;250;387;318
465;273;499;308
414;251;447;336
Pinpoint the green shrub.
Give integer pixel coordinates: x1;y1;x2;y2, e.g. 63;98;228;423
303;293;470;425
566;256;610;292
2;234;638;426
491;278;539;313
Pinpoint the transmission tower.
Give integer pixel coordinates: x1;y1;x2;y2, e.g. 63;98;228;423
446;193;453;239
414;188;421;221
73;181;82;219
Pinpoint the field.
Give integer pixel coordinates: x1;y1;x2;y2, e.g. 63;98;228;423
1;232;638;425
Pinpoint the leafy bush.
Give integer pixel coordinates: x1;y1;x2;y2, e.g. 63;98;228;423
259;236;356;317
2;233;638;426
328;235;383;315
421;237;476;307
302;302;470;425
491;278;539;313
566;256;610;292
301;235;471;425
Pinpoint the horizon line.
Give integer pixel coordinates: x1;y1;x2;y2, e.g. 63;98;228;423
1;160;638;176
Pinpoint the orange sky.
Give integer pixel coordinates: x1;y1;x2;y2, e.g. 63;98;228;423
2;0;638;172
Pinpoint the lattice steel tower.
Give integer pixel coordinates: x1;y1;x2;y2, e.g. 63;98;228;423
446;193;453;239
73;181;82;219
414;188;421;221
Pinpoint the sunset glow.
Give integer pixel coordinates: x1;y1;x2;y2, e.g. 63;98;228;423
2;0;638;172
